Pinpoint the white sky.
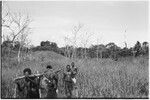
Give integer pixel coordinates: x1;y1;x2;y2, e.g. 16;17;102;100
4;1;149;48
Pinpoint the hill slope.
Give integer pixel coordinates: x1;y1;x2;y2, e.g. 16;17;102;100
1;51;149;98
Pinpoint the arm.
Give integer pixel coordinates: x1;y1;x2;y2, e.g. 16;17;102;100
14;79;27;92
63;73;66;83
34;77;40;88
75;67;78;74
53;74;58;89
14;74;44;81
14;76;26;82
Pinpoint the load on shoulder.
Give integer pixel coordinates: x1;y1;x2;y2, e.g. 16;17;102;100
14;62;78;99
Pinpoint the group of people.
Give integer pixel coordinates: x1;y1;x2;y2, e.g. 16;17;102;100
14;62;78;99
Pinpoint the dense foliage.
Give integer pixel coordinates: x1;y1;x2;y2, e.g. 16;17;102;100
1;40;149;60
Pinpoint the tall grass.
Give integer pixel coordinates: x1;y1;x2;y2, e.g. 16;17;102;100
1;51;149;98
76;56;149;98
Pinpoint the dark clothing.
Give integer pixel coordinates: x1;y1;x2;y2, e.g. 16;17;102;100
63;71;74;98
44;69;58;98
64;81;73;98
25;76;40;99
63;71;73;82
71;67;78;78
71;67;78;89
15;76;40;99
46;88;57;99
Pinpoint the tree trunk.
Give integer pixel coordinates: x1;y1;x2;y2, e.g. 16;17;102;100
100;51;102;59
72;48;76;60
84;48;86;59
125;42;127;48
18;46;21;63
97;47;99;61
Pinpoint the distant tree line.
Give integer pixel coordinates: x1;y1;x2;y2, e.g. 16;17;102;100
31;41;59;53
1;40;29;57
1;40;149;60
1;3;148;61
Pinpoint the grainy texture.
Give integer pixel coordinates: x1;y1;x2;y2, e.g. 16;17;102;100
1;51;149;98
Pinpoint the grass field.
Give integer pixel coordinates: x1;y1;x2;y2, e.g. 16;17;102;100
1;51;149;98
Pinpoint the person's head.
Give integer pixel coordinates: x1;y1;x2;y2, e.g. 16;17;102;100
66;65;71;71
71;62;75;68
23;68;32;77
46;65;52;70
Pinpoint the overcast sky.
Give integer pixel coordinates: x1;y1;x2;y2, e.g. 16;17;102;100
5;1;149;48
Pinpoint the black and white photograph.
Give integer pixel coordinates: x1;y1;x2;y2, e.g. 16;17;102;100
1;0;149;99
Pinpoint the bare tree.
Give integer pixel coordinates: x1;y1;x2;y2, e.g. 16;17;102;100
64;36;73;58
17;28;31;63
124;29;127;48
80;32;93;59
71;23;83;59
2;2;32;63
2;12;31;43
64;23;83;60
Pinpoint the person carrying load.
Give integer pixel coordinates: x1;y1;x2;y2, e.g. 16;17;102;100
14;68;40;99
40;65;61;98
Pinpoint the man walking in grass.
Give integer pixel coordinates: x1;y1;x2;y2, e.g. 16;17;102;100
63;65;74;98
71;62;78;84
71;62;79;97
14;68;40;99
42;65;58;98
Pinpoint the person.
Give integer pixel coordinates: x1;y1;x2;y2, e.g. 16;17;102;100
71;62;78;84
71;62;78;97
41;65;58;98
14;68;40;99
63;65;74;98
